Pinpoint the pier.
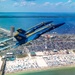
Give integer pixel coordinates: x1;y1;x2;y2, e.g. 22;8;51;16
0;27;10;34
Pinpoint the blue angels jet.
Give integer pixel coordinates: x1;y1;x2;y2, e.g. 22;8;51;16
14;21;65;46
17;21;53;35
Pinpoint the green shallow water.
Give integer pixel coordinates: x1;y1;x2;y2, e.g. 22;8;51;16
6;67;75;75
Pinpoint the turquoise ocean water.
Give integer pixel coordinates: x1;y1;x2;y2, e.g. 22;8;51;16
0;12;75;34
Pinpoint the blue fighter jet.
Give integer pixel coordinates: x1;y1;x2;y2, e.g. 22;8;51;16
14;22;65;46
17;21;53;35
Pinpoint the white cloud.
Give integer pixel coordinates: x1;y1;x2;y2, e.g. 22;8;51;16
43;2;51;6
12;0;75;10
43;0;73;7
20;1;27;6
55;2;63;6
29;2;36;6
13;1;27;7
63;0;72;5
52;0;73;8
43;2;63;7
13;1;36;7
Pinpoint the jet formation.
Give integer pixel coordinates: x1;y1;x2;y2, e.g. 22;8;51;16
14;21;65;46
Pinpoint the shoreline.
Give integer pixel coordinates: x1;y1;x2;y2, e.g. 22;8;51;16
0;27;10;33
5;50;75;74
6;63;75;75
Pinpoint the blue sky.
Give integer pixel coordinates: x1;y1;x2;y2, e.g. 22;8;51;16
0;0;75;12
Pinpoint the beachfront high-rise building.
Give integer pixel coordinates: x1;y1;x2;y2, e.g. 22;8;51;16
10;26;15;37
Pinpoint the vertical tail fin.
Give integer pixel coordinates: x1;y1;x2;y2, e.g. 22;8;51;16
14;32;27;45
17;28;26;34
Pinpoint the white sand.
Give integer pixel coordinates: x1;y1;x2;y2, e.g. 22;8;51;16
36;52;44;56
36;57;48;67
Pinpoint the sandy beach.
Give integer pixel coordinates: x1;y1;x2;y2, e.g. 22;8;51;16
4;50;75;74
6;64;75;75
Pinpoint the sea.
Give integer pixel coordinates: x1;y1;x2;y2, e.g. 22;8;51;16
0;12;75;34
